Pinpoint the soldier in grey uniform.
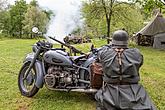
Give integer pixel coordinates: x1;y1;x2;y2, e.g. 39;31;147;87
95;30;156;110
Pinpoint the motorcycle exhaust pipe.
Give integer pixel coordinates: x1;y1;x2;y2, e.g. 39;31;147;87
70;88;97;93
78;79;90;84
47;87;98;93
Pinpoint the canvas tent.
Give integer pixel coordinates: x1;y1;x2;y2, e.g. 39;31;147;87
137;13;165;49
153;33;165;48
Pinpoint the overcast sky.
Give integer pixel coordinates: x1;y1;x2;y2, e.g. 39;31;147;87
8;0;82;41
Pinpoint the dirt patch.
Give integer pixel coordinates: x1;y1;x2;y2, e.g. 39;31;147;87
16;99;30;110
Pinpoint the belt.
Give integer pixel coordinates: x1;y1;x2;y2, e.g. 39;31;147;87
107;82;138;85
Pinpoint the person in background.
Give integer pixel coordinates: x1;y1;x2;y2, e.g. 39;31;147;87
95;30;156;110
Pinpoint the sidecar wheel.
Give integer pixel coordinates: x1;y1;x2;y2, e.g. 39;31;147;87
18;62;39;97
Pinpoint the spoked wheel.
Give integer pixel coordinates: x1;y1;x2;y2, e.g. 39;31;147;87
18;62;39;97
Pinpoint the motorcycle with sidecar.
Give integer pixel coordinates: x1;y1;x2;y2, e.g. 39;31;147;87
18;27;103;97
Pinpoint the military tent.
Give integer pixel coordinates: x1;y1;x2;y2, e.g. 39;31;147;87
153;33;165;49
137;13;165;49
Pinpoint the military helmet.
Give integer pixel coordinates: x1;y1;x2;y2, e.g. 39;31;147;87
111;30;128;47
112;30;128;47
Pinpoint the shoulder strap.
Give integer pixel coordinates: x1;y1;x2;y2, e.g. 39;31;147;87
114;48;124;65
114;48;124;81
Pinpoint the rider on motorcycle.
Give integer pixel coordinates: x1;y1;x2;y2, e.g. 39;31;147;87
95;30;156;110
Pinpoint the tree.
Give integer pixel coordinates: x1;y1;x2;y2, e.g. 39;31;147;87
82;0;144;38
82;0;112;38
82;2;107;38
29;0;38;7
133;0;165;16
0;0;10;35
0;11;10;34
0;0;52;38
111;4;144;34
9;0;27;38
23;3;49;38
42;10;54;20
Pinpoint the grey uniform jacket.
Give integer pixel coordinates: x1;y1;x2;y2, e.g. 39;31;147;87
95;46;156;110
98;46;142;84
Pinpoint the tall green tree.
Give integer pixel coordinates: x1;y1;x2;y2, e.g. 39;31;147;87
82;1;109;38
9;0;27;38
111;4;144;34
23;2;49;38
0;0;52;38
82;0;144;38
82;0;117;38
0;11;10;34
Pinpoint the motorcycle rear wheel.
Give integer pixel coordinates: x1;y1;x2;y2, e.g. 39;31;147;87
18;62;39;97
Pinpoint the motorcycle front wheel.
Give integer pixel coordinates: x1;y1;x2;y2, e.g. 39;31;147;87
18;62;39;97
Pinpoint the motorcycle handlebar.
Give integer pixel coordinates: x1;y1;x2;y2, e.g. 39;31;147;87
36;40;53;50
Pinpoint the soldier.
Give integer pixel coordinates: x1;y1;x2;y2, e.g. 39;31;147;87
95;30;156;110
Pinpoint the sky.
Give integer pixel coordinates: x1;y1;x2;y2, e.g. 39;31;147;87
8;0;82;42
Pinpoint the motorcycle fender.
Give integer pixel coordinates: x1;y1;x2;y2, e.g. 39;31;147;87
23;53;35;63
23;53;44;88
80;57;95;80
83;57;95;68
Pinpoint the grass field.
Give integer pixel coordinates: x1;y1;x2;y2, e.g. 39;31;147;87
0;39;165;110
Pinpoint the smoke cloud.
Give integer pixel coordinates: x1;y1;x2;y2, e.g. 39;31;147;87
38;0;83;42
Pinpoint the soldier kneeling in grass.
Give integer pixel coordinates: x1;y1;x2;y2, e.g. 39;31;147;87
95;30;156;110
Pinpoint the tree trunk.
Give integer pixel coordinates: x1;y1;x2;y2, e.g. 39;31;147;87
19;31;22;38
106;15;112;44
160;8;162;13
101;0;113;44
107;19;110;38
31;33;33;39
19;24;22;38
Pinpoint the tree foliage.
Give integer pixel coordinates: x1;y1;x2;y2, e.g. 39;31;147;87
0;1;10;37
23;1;49;38
0;0;52;38
82;0;120;38
111;4;144;34
81;0;144;38
0;10;10;34
134;0;165;16
9;0;27;38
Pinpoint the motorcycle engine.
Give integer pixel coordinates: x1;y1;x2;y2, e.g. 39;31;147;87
44;66;73;88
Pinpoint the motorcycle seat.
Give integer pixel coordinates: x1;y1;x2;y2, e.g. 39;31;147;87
51;48;66;51
70;55;86;62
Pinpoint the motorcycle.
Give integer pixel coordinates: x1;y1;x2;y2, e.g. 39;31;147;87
18;27;103;97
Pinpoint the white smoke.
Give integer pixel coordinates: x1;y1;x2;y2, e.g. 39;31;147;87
38;0;83;42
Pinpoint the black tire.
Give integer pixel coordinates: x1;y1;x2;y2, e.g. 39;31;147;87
18;62;39;97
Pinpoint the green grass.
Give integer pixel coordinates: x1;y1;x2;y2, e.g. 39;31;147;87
0;39;165;110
